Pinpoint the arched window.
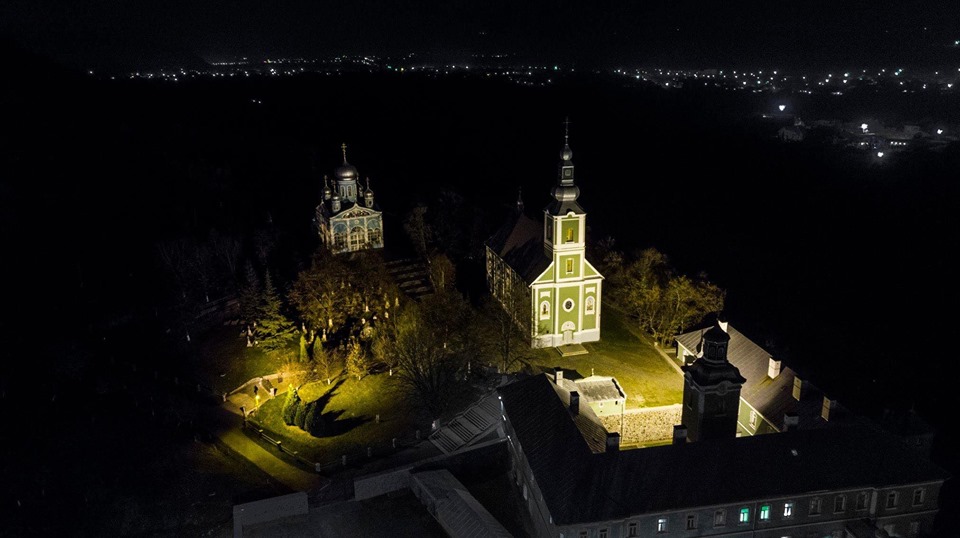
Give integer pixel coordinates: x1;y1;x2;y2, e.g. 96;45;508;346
585;295;595;314
350;226;365;251
566;226;575;243
539;301;550;320
367;223;382;246
334;225;347;250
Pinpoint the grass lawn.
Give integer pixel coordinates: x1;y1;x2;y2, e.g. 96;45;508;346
194;323;288;394
251;372;419;465
523;305;684;407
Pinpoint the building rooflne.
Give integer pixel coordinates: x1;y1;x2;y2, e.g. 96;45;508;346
498;374;949;526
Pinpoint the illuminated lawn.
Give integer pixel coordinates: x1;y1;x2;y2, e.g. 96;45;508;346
251;373;418;465
195;324;287;394
523;305;684;408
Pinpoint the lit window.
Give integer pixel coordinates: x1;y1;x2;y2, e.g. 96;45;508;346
834;495;846;513
713;510;726;527
657;517;668;533
565;259;574;274
856;492;868;510
739;507;750;523
760;505;770;521
783;502;794;517
809;498;821;515
886;492;898;509
628;522;638;537
565;226;575;243
686;514;697;530
749;410;758;428
585;295;595;315
913;488;925;506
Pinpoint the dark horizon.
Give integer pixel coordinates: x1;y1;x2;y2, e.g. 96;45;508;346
2;1;960;72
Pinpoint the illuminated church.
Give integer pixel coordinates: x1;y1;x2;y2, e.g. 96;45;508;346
485;126;603;348
315;144;384;254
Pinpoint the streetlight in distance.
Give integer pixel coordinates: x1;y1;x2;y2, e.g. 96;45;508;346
877;151;884;158
778;105;786;112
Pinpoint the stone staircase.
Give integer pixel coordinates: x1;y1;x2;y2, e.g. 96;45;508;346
386;258;434;300
429;393;503;454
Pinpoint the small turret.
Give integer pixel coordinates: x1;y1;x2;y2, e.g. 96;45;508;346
364;177;375;208
322;175;332;200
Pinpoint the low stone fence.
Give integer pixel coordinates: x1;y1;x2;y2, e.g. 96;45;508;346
600;404;682;445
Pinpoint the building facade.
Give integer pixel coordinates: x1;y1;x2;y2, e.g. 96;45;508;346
485;129;603;348
315;144;384;254
498;373;949;538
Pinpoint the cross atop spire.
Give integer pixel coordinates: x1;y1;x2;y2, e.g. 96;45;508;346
341;143;348;163
563;117;570;144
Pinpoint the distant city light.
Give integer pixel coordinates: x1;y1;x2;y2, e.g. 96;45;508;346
861;123;869;133
937;129;944;135
779;105;786;112
877;152;884;158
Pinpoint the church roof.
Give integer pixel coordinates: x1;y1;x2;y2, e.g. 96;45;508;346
558;376;626;403
544;199;586;216
498;374;949;526
485;213;551;284
318;198;382;219
675;324;857;431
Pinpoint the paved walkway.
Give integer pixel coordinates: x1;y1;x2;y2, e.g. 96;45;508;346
203;373;325;493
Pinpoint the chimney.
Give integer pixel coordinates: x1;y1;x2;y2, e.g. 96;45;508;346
569;391;580;415
792;376;805;401
783;412;799;431
821;396;837;421
554;367;564;385
605;432;621;452
673;425;688;444
767;357;782;379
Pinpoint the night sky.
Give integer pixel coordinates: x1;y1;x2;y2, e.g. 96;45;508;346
2;2;960;536
2;0;959;70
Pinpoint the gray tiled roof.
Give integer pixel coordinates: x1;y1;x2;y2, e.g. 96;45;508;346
499;374;949;525
486;213;551;284
676;324;842;430
411;470;512;538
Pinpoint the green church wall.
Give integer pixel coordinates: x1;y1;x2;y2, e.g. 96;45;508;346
558;286;580;330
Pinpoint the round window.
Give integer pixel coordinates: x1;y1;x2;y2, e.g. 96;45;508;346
562;299;575;312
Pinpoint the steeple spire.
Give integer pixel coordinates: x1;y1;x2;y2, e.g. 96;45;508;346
516;186;524;214
548;117;580;212
341;143;348;164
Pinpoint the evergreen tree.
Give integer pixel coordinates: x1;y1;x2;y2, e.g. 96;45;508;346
299;333;309;362
257;270;297;353
303;401;328;437
345;340;367;380
293;397;309;429
282;386;301;426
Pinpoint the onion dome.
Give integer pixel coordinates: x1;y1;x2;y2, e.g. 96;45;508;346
336;143;358;180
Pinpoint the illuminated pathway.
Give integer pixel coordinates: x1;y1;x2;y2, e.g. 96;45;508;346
202;405;328;492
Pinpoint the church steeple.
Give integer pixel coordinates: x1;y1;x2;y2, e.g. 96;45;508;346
547;117;584;216
680;316;746;442
516;186;524;214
